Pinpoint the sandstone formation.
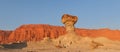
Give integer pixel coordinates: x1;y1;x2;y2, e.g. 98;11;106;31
61;14;78;32
0;24;120;44
1;14;120;52
54;14;80;48
76;28;120;40
0;30;12;44
23;14;120;52
7;24;66;43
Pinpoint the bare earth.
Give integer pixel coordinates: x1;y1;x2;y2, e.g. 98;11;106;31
1;36;120;52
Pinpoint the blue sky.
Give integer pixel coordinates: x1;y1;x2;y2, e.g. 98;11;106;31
0;0;120;30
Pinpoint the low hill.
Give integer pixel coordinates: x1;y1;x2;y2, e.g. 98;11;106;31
0;24;120;44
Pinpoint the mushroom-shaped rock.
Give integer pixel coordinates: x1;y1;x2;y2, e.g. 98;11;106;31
54;14;80;48
61;14;78;33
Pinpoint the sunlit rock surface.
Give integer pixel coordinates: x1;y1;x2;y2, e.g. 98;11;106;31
0;14;120;52
0;30;12;44
0;24;120;44
7;24;66;43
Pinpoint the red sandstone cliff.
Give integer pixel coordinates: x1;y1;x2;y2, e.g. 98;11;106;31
8;24;66;43
0;30;12;44
76;28;120;40
0;24;120;44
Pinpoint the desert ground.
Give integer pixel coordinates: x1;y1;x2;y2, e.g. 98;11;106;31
0;36;120;52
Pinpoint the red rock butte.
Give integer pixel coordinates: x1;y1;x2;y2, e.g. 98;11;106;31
0;24;120;44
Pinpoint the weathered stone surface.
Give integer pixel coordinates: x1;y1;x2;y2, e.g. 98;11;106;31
0;25;120;44
76;28;120;40
55;14;80;48
7;24;66;43
61;14;78;32
0;30;12;44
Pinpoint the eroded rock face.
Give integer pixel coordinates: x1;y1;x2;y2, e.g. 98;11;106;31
7;24;66;43
1;24;120;44
76;28;120;40
0;30;12;44
54;14;80;48
61;14;78;33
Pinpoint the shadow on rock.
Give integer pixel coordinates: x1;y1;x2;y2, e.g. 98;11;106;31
0;42;27;49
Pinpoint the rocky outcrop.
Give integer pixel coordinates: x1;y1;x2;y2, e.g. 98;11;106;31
7;24;66;43
0;30;12;44
76;28;120;40
0;24;120;44
61;14;78;32
54;14;80;48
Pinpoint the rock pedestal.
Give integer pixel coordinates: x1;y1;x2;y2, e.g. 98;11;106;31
55;14;80;48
